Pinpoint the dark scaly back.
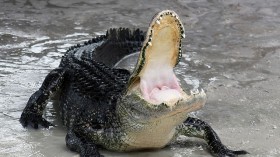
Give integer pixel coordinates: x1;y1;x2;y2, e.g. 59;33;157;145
70;57;130;100
59;35;106;68
60;28;145;99
60;28;145;68
94;28;145;67
58;28;145;127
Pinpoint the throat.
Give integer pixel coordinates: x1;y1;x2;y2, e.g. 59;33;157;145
122;105;189;151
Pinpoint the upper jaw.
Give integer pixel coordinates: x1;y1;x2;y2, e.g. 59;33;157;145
117;10;206;121
126;10;186;105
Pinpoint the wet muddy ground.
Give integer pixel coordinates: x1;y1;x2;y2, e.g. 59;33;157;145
0;0;279;156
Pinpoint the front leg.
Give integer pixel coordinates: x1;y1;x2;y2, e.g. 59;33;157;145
66;129;103;157
178;117;248;157
20;68;66;128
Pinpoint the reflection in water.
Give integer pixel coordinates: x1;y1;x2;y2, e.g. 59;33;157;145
1;0;280;157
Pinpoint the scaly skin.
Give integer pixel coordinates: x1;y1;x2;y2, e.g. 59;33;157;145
20;10;248;157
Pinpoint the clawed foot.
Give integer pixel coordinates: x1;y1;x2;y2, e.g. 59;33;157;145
80;144;104;157
20;110;53;129
215;147;249;157
66;130;103;157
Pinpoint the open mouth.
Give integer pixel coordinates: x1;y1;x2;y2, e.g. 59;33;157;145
127;10;185;105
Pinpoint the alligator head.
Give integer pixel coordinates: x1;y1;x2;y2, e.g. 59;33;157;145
122;10;206;111
116;10;207;150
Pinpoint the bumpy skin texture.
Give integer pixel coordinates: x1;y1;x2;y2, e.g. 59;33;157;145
20;28;248;157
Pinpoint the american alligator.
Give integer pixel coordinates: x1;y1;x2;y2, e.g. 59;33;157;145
20;10;248;157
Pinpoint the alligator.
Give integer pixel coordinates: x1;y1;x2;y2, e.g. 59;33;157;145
20;10;248;157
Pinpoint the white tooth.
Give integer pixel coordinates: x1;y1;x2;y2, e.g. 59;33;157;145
156;20;160;24
148;42;152;46
182;34;185;38
201;88;205;93
191;89;199;95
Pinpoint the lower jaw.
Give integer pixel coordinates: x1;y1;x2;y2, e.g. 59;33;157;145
116;102;197;151
113;92;206;151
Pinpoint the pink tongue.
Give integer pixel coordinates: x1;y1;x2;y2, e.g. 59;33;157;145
140;74;182;103
149;86;182;103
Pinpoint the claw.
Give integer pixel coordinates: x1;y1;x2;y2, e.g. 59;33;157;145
216;148;249;157
81;143;103;157
41;118;54;128
232;150;249;156
19;110;53;129
20;117;28;127
33;123;39;129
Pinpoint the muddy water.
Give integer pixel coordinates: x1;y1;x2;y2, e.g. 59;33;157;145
1;0;280;157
